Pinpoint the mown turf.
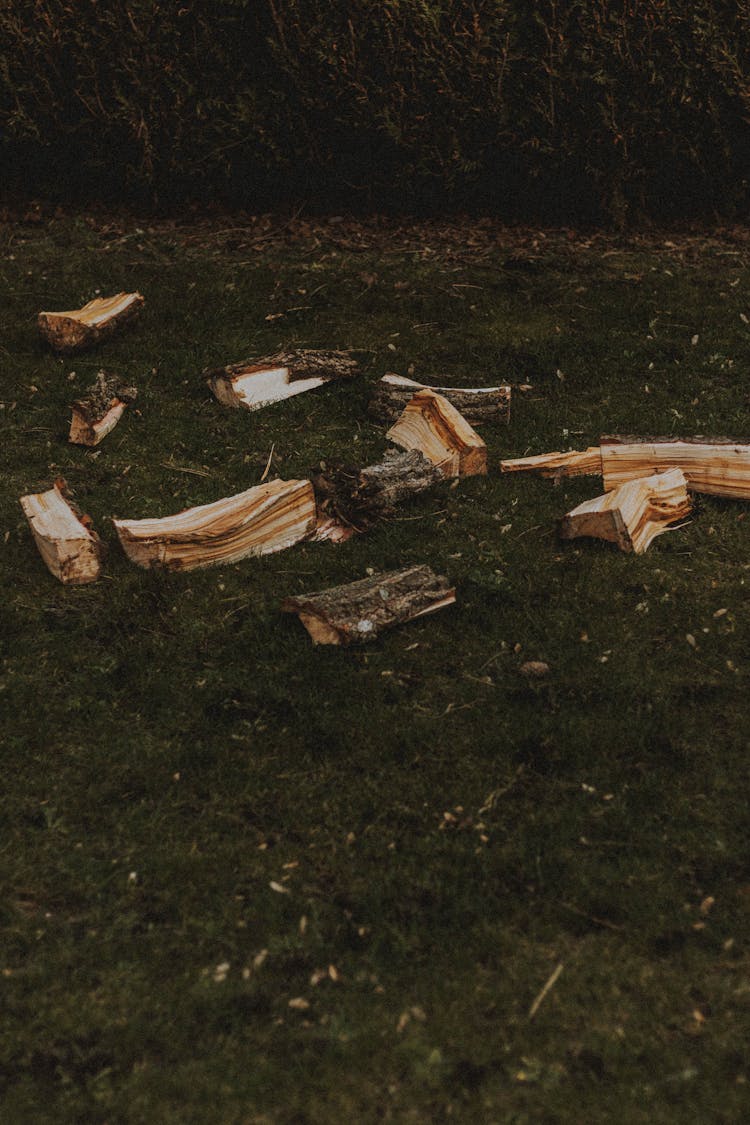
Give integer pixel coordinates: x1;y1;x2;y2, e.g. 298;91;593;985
2;216;750;1123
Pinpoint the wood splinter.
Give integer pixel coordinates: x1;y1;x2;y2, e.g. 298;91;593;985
205;349;359;412
370;373;511;425
559;468;692;553
69;371;138;446
38;291;144;353
19;479;104;584
282;565;455;645
500;446;603;478
387;390;487;477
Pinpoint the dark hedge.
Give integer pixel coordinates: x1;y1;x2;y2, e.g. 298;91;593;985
2;0;750;221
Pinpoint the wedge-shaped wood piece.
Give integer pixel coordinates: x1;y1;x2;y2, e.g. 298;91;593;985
205;350;359;411
600;436;750;499
559;468;692;553
114;479;316;571
282;565;455;645
38;292;144;353
20;479;104;584
370;373;511;424
312;449;444;535
386;390;486;477
500;446;603;478
69;371;138;446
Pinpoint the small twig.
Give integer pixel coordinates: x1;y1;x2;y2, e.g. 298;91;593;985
528;962;564;1020
161;461;212;478
260;442;276;482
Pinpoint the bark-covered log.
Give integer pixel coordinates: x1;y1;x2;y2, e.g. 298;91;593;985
600;435;750;498
38;292;144;353
114;478;316;571
282;565;455;645
69;371;138;446
205;349;359;411
500;446;603;478
386;390;487;477
19;478;104;584
312;448;444;533
559;468;692;553
369;373;511;424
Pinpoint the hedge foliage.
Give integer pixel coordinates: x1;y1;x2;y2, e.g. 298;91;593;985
2;0;750;221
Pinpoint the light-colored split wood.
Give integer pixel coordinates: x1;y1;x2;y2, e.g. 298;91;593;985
386;390;487;477
69;371;138;446
500;446;603;478
370;373;510;424
20;479;104;584
600;436;750;499
559;468;692;553
205;350;359;412
38;292;144;353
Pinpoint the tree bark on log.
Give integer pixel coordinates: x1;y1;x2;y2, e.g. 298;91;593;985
69;371;138;446
312;448;444;533
559;468;692;553
369;373;511;424
38;292;144;353
500;447;603;478
205;350;359;411
19;479;104;584
386;390;487;477
600;435;750;498
282;565;455;645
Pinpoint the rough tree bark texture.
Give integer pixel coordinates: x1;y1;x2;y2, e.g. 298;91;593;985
282;565;455;645
312;448;444;533
38;292;144;353
69;372;138;446
205;350;359;411
386;390;487;476
19;479;104;584
600;436;750;498
559;468;692;553
369;373;511;424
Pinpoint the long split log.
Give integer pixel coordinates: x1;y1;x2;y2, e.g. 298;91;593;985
114;478;316;571
369;373;511;425
500;447;603;478
20;479;104;584
38;292;144;353
559;468;692;553
282;565;455;645
600;436;750;499
312;448;444;534
205;350;359;411
386;390;487;477
69;371;138;446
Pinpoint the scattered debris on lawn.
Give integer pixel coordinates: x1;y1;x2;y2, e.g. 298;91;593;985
19;478;104;584
282;565;455;645
69;371;138;446
386;390;487;477
520;661;551;677
114;478;316;571
559;468;692;553
369;372;511;425
38;291;144;353
204;349;359;411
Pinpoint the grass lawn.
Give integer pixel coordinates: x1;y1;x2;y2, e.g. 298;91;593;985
2;213;750;1123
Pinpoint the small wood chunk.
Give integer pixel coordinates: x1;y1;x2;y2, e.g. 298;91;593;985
114;478;316;571
369;373;511;424
19;479;104;584
38;292;144;353
282;565;455;645
205;350;359;411
600;435;750;499
500;447;603;478
559;468;692;553
386;390;487;477
69;371;138;446
312;448;444;534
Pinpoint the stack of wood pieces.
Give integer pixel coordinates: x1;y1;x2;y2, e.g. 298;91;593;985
69;371;138;446
113;478;316;571
369;373;511;425
559;468;692;553
205;350;359;411
282;565;455;645
38;291;144;353
19;479;104;584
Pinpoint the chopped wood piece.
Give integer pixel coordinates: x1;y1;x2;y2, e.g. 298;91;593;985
369;373;511;424
114;478;315;571
386;390;487;477
282;565;455;645
500;447;603;478
559;468;692;553
205;349;359;411
69;371;138;446
38;292;144;353
19;478;104;584
600;436;750;499
312;449;444;533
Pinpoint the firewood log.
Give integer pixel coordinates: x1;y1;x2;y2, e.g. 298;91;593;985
500;447;603;478
369;373;511;424
281;565;455;645
312;448;444;533
38;292;144;353
114;479;315;571
205;350;359;411
559;468;692;553
19;479;104;584
600;436;750;499
386;390;487;477
69;371;138;446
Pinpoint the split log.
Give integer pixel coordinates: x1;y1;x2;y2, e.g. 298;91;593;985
386;390;487;477
114;478;315;571
205;350;359;411
19;479;104;584
312;448;444;533
559;468;692;553
369;373;511;425
69;371;138;446
38;292;144;353
600;436;750;499
281;565;455;645
500;447;603;478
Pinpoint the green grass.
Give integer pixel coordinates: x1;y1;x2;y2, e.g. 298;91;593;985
3;215;750;1123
